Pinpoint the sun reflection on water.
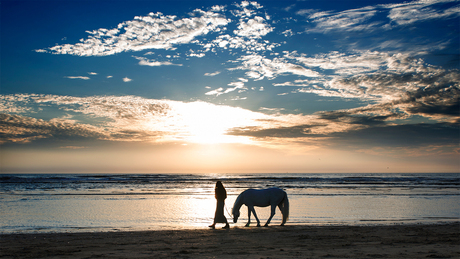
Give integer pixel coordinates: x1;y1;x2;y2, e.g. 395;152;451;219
136;189;219;229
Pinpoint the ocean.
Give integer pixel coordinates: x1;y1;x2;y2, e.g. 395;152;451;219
1;173;459;233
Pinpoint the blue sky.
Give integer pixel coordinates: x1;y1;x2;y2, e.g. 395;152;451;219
1;0;459;173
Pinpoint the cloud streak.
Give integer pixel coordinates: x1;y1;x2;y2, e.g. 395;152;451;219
387;0;460;25
64;76;90;80
204;71;220;76
277;51;460;111
0;113;106;144
133;56;182;67
300;0;460;33
205;79;248;96
229;54;320;82
37;8;229;56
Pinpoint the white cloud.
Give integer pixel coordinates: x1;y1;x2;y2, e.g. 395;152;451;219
238;77;249;82
107;76;113;78
245;71;261;79
191;2;278;55
232;1;262;18
211;5;226;12
64;76;90;80
88;72;98;75
225;81;247;94
301;0;459;33
133;56;182;67
276;50;460;114
37;0;281;70
187;52;206;58
281;29;294;37
204;71;221;76
204;79;249;97
123;77;132;82
259;107;285;113
387;0;460;25
296;9;321;16
37;8;229;56
307;6;380;33
230;54;320;81
285;50;387;75
203;34;280;54
205;87;224;96
230;96;247;101
234;16;273;38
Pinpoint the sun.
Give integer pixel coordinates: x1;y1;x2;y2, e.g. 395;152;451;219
173;101;260;144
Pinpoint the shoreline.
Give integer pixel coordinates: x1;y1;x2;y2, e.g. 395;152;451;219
2;219;459;235
1;223;459;258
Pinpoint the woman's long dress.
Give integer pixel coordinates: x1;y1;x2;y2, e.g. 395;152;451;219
214;187;227;223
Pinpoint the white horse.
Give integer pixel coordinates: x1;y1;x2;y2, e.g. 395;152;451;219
232;188;289;227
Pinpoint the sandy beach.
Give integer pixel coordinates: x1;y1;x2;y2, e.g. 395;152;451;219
1;223;459;258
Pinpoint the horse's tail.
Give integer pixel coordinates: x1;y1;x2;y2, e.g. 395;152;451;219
281;191;289;225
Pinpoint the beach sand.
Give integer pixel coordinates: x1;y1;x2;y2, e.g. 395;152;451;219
1;223;459;258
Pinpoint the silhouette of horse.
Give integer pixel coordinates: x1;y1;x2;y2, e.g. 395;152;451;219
232;188;289;227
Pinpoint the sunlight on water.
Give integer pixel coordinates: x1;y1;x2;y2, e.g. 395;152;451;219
1;194;219;232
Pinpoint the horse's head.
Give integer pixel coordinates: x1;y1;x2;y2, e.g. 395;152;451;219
232;208;239;223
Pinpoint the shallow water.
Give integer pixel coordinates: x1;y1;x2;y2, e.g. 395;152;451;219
1;173;459;233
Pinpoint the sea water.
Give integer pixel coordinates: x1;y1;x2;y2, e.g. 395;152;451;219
0;173;459;233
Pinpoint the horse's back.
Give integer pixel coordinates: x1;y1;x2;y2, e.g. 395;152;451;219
243;188;284;195
241;188;286;206
266;187;285;194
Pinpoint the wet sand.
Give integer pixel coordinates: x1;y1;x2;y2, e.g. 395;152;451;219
1;223;459;258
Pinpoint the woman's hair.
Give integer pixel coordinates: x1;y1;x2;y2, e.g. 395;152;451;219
216;181;224;189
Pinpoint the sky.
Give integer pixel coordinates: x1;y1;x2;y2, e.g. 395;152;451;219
1;0;459;174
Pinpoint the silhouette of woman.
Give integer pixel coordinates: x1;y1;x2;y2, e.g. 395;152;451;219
209;181;229;229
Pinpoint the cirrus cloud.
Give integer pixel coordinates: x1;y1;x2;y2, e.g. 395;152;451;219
299;0;460;33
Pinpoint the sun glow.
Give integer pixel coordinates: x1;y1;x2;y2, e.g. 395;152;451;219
173;101;261;144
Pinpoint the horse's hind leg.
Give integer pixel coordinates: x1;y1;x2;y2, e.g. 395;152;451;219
264;205;276;227
278;204;285;226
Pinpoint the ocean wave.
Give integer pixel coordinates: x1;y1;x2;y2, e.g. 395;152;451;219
1;173;459;195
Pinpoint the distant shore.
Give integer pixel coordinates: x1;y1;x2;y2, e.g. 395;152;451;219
1;223;459;258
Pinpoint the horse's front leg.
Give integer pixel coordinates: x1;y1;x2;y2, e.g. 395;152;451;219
245;205;252;227
264;205;277;227
250;206;261;227
245;205;261;227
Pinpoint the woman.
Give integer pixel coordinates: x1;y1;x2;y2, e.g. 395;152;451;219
209;181;229;229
